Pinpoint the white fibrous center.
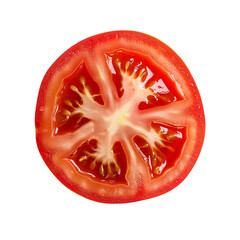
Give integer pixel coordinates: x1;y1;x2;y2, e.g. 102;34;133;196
67;60;162;168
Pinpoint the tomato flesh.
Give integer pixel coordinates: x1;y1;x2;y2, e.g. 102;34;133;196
52;50;186;182
105;50;184;108
35;31;205;203
134;123;186;178
69;140;127;183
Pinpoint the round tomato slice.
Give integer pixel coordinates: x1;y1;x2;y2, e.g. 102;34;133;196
35;31;205;203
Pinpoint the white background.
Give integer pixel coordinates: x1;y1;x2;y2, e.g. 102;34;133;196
1;0;239;239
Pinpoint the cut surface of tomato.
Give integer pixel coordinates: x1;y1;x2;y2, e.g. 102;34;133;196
35;31;205;203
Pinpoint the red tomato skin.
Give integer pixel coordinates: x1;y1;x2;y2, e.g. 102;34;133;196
35;31;205;203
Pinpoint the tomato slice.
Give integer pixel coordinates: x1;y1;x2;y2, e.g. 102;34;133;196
35;31;205;203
